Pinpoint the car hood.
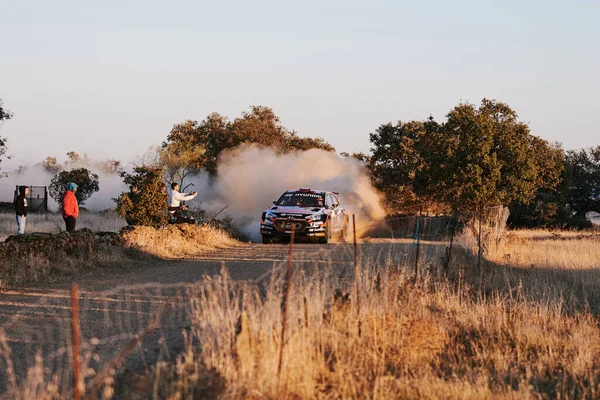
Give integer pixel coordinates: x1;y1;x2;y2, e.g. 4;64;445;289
267;206;326;218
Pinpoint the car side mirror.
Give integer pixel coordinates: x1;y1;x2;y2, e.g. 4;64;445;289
272;201;277;205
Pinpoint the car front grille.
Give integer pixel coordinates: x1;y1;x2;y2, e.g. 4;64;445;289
274;219;307;232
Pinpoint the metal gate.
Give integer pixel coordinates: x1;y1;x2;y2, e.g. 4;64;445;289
13;185;49;212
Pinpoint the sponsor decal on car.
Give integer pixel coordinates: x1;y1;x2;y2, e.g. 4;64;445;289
282;192;322;198
275;207;311;214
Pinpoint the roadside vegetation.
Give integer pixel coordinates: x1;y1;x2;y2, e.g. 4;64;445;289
0;229;136;287
0;212;237;286
120;224;236;259
172;231;600;399
2;231;600;399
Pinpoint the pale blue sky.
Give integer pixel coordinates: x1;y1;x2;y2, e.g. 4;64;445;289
1;0;599;168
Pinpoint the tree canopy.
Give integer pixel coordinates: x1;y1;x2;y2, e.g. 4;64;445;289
564;146;600;216
161;105;335;178
508;145;600;229
114;166;169;227
40;156;62;173
368;99;563;215
49;168;100;205
368;120;428;213
39;152;123;176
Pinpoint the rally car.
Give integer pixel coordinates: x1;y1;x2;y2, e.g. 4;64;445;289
260;188;349;244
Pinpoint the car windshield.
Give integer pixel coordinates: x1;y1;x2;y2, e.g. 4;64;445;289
276;192;325;208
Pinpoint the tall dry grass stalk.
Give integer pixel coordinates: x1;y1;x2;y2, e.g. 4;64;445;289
71;284;82;400
353;214;362;338
277;226;295;391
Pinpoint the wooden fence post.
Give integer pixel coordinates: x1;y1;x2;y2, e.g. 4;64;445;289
71;284;82;400
277;225;296;390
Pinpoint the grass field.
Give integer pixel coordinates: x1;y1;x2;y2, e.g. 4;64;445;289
491;229;600;270
2;216;600;398
169;231;600;399
0;211;126;242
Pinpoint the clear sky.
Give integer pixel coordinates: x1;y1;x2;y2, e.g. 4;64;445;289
1;0;599;168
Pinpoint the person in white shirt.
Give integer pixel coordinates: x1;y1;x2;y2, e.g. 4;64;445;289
169;183;197;214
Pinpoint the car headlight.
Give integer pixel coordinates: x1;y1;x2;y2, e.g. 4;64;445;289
262;212;275;225
307;214;327;225
266;212;277;219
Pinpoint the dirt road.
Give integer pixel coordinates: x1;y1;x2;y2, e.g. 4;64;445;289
0;240;430;394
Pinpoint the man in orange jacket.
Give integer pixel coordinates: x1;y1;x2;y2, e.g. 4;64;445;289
62;182;79;232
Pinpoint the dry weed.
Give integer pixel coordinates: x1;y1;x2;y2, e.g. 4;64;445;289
5;229;600;399
0;230;135;287
176;253;600;399
490;230;600;270
120;224;237;258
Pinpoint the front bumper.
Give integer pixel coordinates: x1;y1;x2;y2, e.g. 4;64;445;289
260;218;327;237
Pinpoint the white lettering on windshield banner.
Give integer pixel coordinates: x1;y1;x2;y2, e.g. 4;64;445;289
284;193;322;198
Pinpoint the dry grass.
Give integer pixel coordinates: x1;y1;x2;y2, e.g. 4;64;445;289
120;224;237;258
0;212;236;285
173;253;600;399
120;232;600;399
1;248;136;287
4;229;600;399
171;230;600;398
0;230;143;287
508;228;600;241
489;230;600;270
0;211;126;242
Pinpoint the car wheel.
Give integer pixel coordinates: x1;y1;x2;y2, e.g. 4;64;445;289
262;235;272;244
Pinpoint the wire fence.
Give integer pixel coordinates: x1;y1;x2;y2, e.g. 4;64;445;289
0;186;48;213
385;206;509;247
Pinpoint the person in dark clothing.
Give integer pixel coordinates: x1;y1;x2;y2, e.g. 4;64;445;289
14;186;29;235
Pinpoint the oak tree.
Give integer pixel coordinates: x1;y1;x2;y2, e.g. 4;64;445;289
114;166;169;227
49;168;100;205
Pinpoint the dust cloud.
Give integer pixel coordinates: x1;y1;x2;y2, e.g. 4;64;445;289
2;146;386;240
190;145;385;241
